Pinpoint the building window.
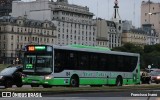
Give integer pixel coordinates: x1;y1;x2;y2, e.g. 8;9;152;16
17;44;19;49
3;35;5;40
11;35;13;40
11;53;13;57
11;44;13;50
12;27;14;32
33;37;34;41
3;53;5;57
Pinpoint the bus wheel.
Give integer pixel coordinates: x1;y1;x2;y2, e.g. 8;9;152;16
31;84;39;87
116;76;123;86
70;76;79;87
16;83;23;87
43;85;52;88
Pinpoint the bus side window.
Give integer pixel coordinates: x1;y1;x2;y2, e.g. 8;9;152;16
107;54;116;71
99;54;106;71
117;56;124;71
124;56;131;72
130;57;138;72
90;54;98;70
78;52;89;70
66;51;77;70
54;51;64;73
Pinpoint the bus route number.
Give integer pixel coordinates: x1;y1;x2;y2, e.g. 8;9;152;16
66;72;70;76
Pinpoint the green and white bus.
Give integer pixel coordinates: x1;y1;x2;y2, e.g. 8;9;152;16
22;44;140;88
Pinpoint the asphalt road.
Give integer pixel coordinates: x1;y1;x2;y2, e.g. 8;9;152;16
0;97;158;100
0;83;157;89
0;84;160;100
0;91;160;100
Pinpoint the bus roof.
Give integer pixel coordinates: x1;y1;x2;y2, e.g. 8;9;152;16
52;45;139;57
66;44;111;51
25;44;139;57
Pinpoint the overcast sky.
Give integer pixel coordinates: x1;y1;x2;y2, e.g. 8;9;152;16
23;0;160;27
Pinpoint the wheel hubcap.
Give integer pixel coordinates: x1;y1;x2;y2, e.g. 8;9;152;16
71;79;76;86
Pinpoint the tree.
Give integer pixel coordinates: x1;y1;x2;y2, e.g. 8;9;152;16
112;43;144;55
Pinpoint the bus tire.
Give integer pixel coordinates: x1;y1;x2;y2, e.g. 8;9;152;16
116;76;123;86
31;84;39;87
16;83;23;87
70;75;79;87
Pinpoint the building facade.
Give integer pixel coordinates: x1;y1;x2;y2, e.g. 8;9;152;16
107;21;117;49
122;29;147;47
11;0;97;46
122;20;133;31
96;19;119;49
96;0;122;49
141;1;160;37
110;0;122;48
0;0;17;16
0;16;57;64
142;24;159;45
122;24;159;47
96;18;109;47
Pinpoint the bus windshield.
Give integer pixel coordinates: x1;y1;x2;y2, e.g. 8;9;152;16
23;53;53;75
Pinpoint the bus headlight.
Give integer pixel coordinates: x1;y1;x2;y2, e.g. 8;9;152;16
45;75;52;80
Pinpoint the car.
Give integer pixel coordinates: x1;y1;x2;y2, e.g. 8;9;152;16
150;69;160;84
145;68;159;73
0;65;23;88
140;70;151;84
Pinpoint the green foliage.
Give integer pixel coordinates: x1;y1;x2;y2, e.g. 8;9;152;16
112;43;144;55
112;43;160;69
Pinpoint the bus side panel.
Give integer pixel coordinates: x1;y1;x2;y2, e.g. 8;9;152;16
123;79;134;85
79;78;106;85
52;78;70;85
107;79;116;85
